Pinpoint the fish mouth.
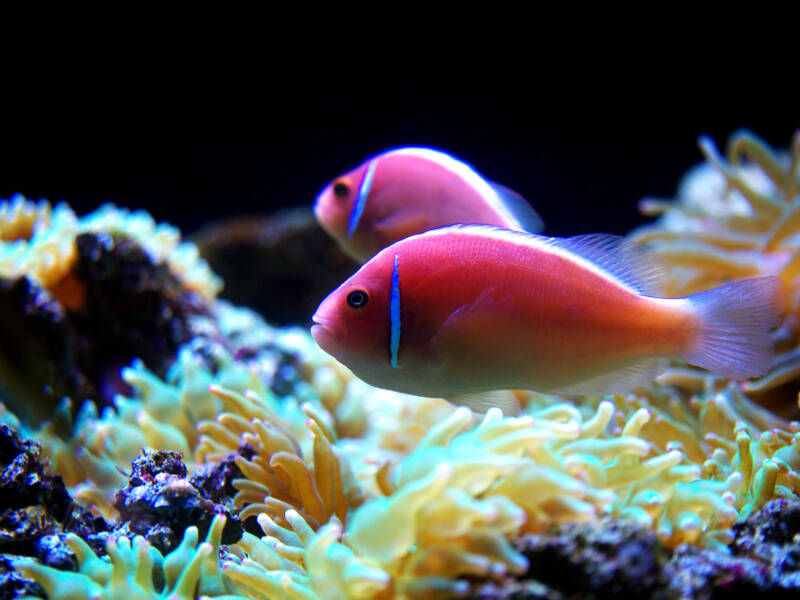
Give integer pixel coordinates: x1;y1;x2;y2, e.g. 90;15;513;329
310;312;345;350
312;195;325;222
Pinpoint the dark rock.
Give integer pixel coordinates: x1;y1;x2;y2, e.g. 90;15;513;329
60;505;112;557
183;300;308;399
271;361;304;398
466;500;800;599
191;207;357;326
0;426;111;568
732;497;800;554
502;518;667;600
0;277;91;425
0;425;71;522
113;449;242;554
188;444;264;537
727;497;800;594
71;232;203;407
189;452;244;504
664;545;789;600
0;509;59;561
0;555;45;600
34;534;78;570
0;232;207;426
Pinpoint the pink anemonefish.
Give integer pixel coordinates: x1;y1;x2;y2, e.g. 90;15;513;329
311;225;784;409
313;147;543;263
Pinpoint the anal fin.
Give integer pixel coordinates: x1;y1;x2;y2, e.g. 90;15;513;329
551;356;670;397
445;390;522;416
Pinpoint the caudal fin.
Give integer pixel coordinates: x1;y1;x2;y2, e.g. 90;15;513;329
684;276;785;380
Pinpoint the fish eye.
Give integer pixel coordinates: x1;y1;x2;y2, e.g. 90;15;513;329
346;289;369;309
333;181;350;198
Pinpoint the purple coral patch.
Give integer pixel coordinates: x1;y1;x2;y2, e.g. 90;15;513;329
112;449;242;555
468;499;800;599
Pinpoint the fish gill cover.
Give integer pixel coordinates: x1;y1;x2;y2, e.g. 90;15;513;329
0;131;799;599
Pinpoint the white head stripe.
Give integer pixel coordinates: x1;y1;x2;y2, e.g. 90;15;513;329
348;158;378;237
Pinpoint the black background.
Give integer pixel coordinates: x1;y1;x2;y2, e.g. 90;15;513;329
2;20;796;239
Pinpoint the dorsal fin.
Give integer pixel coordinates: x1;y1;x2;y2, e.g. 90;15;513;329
433;225;669;297
545;233;668;296
489;182;544;233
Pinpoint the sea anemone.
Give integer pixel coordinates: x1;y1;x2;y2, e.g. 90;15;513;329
631;130;800;396
6;130;800;599
198;385;366;532
16;514;243;600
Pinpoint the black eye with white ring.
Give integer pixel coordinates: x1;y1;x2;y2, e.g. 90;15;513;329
333;181;349;198
346;289;369;309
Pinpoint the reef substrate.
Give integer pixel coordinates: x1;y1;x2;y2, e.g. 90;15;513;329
1;130;800;599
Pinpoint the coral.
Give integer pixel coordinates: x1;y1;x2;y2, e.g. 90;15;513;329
0;194;51;243
466;499;800;599
26;302;342;518
630;130;800;397
268;385;799;598
518;383;800;549
0;199;77;300
112;450;242;555
0;425;111;566
0;231;202;425
4;197;218;296
0;195;226;436
330;381;458;496
0;197;222;307
17;514;245;600
0;554;45;599
79;203;224;301
608;378;800;523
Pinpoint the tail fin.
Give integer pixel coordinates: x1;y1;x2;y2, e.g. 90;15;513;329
684;276;785;380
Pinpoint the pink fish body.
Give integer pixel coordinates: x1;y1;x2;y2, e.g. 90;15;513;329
311;225;783;399
313;147;542;262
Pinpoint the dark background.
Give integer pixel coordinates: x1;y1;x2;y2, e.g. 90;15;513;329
2;22;796;239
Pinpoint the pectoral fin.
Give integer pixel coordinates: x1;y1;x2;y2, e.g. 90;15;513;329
430;286;509;352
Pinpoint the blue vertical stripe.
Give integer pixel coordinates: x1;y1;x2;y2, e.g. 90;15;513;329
390;253;402;369
347;158;378;237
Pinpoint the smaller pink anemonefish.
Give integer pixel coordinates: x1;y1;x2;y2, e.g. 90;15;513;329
313;147;543;262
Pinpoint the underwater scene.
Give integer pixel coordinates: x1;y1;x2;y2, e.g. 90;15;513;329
1;127;800;600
